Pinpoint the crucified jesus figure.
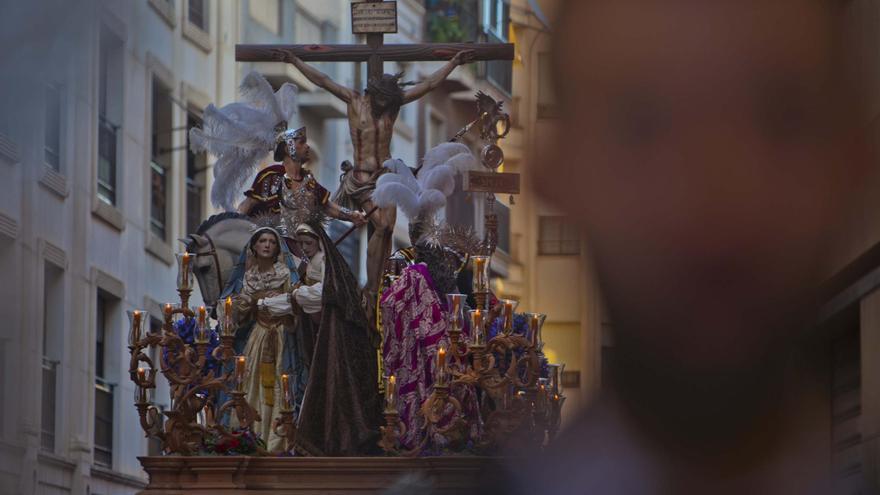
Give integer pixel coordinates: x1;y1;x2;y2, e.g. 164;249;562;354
283;49;474;303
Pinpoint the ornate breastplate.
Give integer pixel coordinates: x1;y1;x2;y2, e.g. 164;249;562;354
279;175;323;235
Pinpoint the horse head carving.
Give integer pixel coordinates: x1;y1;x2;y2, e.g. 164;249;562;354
184;212;256;309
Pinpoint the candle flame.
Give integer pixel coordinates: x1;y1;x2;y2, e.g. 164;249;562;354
389;375;396;386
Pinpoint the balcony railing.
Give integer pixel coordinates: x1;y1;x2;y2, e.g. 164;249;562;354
94;377;114;468
41;357;58;451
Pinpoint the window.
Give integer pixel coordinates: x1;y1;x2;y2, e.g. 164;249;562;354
537;52;557;119
44;84;62;171
538;216;580;255
483;0;510;41
186;112;205;236
41;263;64;452
188;0;207;31
151;78;172;240
98;27;123;206
482;0;512;94
426;0;480;43
94;291;114;467
41;357;57;451
96;293;107;380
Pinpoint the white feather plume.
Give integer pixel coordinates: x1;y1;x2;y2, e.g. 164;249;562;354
421;143;472;174
274;83;299;127
189;72;299;211
372;144;478;221
239;71;282;120
372;182;420;218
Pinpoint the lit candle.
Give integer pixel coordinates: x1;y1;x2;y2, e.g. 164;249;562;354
446;294;465;332
385;375;397;409
281;373;291;410
164;303;172;320
128;310;142;346
470;309;485;346
530;314;540;347
136;367;147;403
549;364;561;395
437;347;447;384
235;356;246;390
472;256;489;293
195;306;208;343
176;252;192;289
222;296;233;336
182;252;191;287
502;300;514;334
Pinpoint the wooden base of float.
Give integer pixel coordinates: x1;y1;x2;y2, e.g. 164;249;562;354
138;455;499;494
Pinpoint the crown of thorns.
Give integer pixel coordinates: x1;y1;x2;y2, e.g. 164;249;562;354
367;72;417;95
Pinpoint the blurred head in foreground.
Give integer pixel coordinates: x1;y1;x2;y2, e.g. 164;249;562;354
517;0;869;493
544;0;866;388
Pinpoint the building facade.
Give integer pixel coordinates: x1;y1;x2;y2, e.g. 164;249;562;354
0;1;526;493
0;0;240;493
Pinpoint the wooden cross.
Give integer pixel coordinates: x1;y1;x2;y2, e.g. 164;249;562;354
235;1;514;86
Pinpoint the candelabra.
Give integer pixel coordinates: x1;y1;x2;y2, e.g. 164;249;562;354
378;375;406;453
379;279;567;455
271;374;298;453
128;252;292;456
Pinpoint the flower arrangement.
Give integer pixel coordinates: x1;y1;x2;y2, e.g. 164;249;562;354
201;428;266;456
162;316;222;376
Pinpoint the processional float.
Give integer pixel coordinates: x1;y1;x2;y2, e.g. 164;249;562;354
127;0;564;458
126;91;565;458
